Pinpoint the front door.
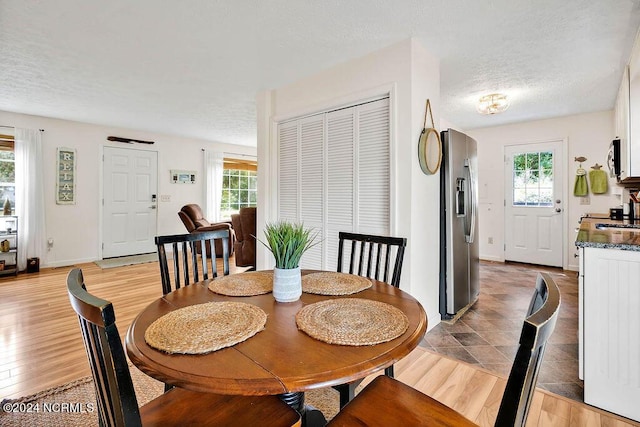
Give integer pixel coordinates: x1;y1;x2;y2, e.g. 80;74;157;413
504;141;563;267
102;147;158;258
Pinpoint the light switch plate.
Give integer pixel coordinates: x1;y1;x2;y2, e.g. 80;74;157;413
160;195;171;202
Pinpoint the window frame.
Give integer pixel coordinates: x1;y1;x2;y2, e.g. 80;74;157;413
0;138;15;212
512;150;554;207
219;166;257;220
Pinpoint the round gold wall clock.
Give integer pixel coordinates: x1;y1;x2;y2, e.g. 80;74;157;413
418;100;442;175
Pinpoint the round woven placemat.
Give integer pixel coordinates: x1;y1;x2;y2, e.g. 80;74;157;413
144;301;267;354
302;272;372;295
296;298;409;346
208;271;273;296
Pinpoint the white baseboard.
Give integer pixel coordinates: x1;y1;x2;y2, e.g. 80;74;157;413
480;255;503;263
42;257;96;269
565;263;579;272
427;312;442;332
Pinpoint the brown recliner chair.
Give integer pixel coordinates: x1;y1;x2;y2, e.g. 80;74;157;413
231;207;256;268
178;204;235;257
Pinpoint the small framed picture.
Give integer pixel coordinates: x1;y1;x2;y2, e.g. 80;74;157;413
170;170;197;184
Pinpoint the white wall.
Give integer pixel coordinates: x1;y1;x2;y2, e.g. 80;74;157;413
0;110;256;268
257;38;443;330
468;110;619;271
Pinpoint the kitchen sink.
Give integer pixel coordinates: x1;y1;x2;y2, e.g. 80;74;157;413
595;223;640;231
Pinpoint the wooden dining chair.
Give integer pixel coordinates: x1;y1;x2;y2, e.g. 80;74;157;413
155;230;231;392
333;232;408;407
155;230;230;295
66;268;301;427
337;232;407;288
328;272;561;427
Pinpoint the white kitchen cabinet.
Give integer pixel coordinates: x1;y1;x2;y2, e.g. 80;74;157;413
616;25;640;181
615;67;631;181
629;52;640;178
582;246;640;422
578;247;584;380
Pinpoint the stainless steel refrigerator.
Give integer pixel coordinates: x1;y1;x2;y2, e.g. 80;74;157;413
439;128;480;319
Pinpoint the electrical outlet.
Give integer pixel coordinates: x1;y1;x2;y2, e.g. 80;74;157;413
488;237;493;244
580;196;590;205
160;195;171;202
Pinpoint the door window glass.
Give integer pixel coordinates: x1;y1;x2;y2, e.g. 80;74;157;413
512;151;553;206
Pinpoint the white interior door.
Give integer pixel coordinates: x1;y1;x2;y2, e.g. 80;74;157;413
504;141;563;267
103;147;158;258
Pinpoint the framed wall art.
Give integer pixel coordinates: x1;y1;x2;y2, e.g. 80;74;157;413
56;147;76;204
170;169;196;184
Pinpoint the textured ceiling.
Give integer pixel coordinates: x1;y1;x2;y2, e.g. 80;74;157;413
1;1;640;146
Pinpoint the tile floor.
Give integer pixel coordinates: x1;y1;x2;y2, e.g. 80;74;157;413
420;261;582;402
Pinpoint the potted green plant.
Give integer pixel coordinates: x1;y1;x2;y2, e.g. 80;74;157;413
260;221;319;302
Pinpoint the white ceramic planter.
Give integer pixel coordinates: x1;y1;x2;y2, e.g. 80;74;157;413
273;267;302;303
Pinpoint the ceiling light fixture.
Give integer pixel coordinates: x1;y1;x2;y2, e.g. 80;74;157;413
477;93;509;115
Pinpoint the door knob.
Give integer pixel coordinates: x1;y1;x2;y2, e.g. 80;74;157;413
149;205;157;209
555;208;562;213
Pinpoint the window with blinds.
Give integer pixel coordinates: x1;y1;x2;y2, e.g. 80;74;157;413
276;97;390;270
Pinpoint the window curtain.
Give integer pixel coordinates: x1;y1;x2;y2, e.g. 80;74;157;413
14;128;46;271
204;150;224;221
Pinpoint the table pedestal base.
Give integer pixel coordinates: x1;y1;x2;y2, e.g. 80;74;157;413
278;392;327;427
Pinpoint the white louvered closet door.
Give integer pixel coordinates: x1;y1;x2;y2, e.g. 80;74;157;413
325;107;356;271
357;98;390;236
278;120;299;222
299;115;324;269
276;97;390;271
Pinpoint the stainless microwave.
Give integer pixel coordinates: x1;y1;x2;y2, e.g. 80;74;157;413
607;138;621;180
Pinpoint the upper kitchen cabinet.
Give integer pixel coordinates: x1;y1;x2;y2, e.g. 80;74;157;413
621;34;640;182
615;67;631;181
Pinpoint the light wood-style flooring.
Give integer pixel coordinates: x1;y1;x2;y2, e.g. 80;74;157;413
0;259;638;426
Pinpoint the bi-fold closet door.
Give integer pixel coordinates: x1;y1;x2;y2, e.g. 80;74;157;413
277;97;390;271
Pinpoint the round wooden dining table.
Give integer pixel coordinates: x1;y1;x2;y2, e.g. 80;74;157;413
126;270;427;422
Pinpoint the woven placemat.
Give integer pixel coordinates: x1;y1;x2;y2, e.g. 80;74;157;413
302;272;372;295
296;298;409;346
208;271;273;296
145;301;267;354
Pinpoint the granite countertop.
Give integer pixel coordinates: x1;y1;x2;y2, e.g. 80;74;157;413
576;215;640;251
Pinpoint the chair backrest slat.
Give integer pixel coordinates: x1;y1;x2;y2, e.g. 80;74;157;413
337;232;407;288
495;272;561;427
348;240;356;275
197;239;209;280
363;242;373;278
67;268;142;427
157;244;170;291
372;242;382;281
155;230;230;295
391;244;405;286
170;242;181;289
